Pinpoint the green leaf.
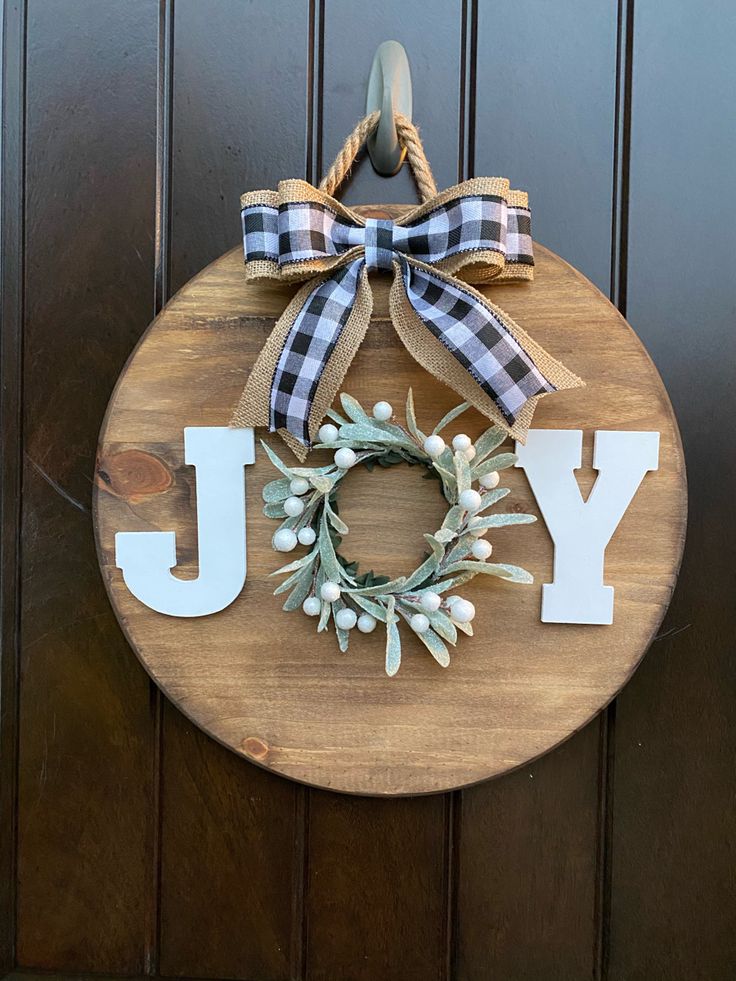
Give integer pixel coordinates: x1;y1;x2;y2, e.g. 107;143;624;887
338;422;413;447
385;597;402;676
282;574;314;611
454;619;474;637
289;464;335;477
424;608;457;645
319;509;345;582
468;512;536;529
401;552;440;592
317;599;332;632
270;552;316;578
476;487;511;511
441;505;465;532
316;438;371;448
262;477;292;503
340;393;370;423
454;451;471;495
421;572;476;594
332;599;351;652
432;463;456;483
273;564;312;594
414;627;450;667
405;388;426;443
340;558;360;576
473;453;517;478
473;425;508;461
352;567;391;589
444;532;476;565
432;401;470;434
325;499;349;535
442;560;534;584
437;445;455;469
351;574;408;596
424;533;445;561
310;474;335;494
350;594;388;622
263;502;287;519
433;445;458;499
433;528;456;544
261;439;294;478
326;407;349;425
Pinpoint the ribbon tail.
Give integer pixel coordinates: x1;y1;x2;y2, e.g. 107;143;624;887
231;258;372;461
389;258;583;442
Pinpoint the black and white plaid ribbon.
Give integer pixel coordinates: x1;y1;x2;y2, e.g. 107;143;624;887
242;194;533;269
234;181;582;451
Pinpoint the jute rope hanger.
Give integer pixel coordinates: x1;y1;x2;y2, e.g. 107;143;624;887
319;110;438;203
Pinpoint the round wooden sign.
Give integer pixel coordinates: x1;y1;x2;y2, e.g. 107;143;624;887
94;220;686;796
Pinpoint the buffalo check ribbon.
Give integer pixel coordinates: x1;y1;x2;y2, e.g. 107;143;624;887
231;122;582;460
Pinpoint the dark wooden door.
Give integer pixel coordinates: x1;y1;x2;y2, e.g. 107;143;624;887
1;2;734;979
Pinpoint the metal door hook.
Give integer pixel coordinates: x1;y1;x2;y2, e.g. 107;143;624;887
365;40;413;177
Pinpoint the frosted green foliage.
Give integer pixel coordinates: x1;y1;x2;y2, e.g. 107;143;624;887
263;391;536;675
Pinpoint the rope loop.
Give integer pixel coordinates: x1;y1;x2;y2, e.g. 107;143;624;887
319;111;438;203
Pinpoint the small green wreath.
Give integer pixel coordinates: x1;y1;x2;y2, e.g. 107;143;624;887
262;391;536;676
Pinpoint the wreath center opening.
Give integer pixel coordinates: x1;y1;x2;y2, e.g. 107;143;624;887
336;456;447;582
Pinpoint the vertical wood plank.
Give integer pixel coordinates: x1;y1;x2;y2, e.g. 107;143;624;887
455;726;602;981
320;0;463;204
16;0;159;971
305;6;463;980
305;793;450;981
157;3;311;978
474;1;619;292
169;0;311;294
609;2;736;978
0;0;26;970
456;5;622;978
158;707;301;980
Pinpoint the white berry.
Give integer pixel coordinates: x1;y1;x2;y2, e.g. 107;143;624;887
471;539;493;560
470;525;487;538
283;495;305;517
420;591;442;612
302;596;322;616
452;433;472;452
451;598;476;623
334;447;357;469
320;580;341;602
289;477;310;495
423;434;446;457
318;423;339;444
479;470;500;489
335;608;357;630
357;613;377;633
459;488;482;512
410;613;430;634
273;528;298;552
445;595;461;608
297;527;317;546
463;445;477;461
372;401;393;421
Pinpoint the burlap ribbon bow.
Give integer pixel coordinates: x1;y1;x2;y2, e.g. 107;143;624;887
232;113;582;459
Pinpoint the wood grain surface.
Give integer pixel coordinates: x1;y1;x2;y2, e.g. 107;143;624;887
6;0;732;976
93;233;686;796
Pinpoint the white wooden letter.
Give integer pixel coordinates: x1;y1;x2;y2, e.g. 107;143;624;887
115;426;255;617
515;430;660;624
